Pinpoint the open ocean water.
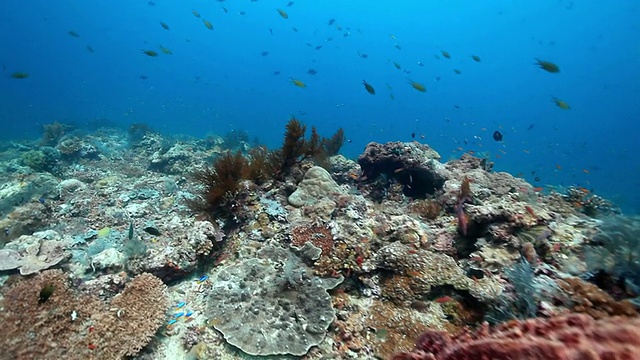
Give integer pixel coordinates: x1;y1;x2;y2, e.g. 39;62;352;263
1;0;639;212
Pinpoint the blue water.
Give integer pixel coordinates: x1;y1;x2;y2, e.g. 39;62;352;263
1;1;639;213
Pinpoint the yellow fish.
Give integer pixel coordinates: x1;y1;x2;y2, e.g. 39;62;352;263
535;58;560;73
277;9;288;19
203;19;213;30
552;97;570;109
290;78;306;88
408;81;426;92
192;9;201;18
159;45;172;55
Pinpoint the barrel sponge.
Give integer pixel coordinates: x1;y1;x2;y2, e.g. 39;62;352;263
207;245;343;356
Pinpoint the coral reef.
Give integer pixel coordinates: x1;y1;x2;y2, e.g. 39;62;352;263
392;314;640;360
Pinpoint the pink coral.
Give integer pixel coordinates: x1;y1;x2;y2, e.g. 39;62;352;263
392;314;640;360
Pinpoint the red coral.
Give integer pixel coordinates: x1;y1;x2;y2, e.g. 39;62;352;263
392;314;640;360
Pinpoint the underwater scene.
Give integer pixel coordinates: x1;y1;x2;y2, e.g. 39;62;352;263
1;0;640;359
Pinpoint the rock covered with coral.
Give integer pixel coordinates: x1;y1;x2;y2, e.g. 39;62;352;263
206;245;343;356
392;313;640;360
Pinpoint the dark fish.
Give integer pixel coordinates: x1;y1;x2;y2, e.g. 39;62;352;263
307;69;317;75
273;70;281;75
328;19;335;25
357;52;368;58
535;58;560;73
292;27;298;32
492;130;503;141
160;22;170;30
10;72;28;79
140;75;148;80
314;45;322;50
68;30;80;38
394;43;402;50
238;11;245;15
326;37;333;41
286;1;294;6
261;51;269;56
148;1;155;5
128;222;134;241
362;80;375;95
269;28;273;35
39;284;55;304
527;124;535;130
411;132;416;139
86;45;94;53
534;176;540;182
454;105;460;109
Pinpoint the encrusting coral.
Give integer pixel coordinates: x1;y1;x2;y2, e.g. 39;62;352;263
392;313;640;360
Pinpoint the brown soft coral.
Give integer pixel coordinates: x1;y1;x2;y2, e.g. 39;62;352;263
392;314;640;360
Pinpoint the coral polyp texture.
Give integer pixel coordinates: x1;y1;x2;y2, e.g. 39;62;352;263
392;314;640;360
206;245;342;356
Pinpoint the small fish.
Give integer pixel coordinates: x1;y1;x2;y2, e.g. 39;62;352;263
292;27;298;32
167;319;177;326
307;69;317;75
139;75;148;80
552;97;570;109
10;72;29;79
492;131;503;141
286;1;294;6
192;9;201;18
314;45;322;50
394;43;402;50
238;11;246;15
273;70;281;75
434;296;454;303
203;19;213;30
357;52;368;58
68;30;80;38
86;45;94;53
453;69;461;74
222;6;228;13
159;45;172;55
198;275;209;283
141;49;159;57
290;78;306;88
441;50;451;59
160;22;170;30
535;58;560;73
471;55;481;62
455;202;468;236
39;284;55;304
408;81;426;92
328;18;335;25
174;312;185;318
148;1;155;5
128;222;134;241
176;301;186;308
277;9;288;19
392;62;401;69
362;80;375;95
185;310;194;317
261;51;269;56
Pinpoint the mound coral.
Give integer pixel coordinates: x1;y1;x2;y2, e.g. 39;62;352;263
0;270;167;359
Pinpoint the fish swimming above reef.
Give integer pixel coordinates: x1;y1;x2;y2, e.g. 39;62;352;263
492;130;503;141
10;72;29;79
362;80;375;95
552;97;570;109
277;9;288;19
141;49;159;57
535;58;560;73
408;81;426;92
290;78;306;88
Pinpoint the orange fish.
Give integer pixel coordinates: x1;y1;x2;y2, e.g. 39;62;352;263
434;296;453;303
555;164;562;170
524;206;536;217
533;187;544;192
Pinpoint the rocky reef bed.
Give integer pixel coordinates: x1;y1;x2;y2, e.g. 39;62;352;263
0;122;636;360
